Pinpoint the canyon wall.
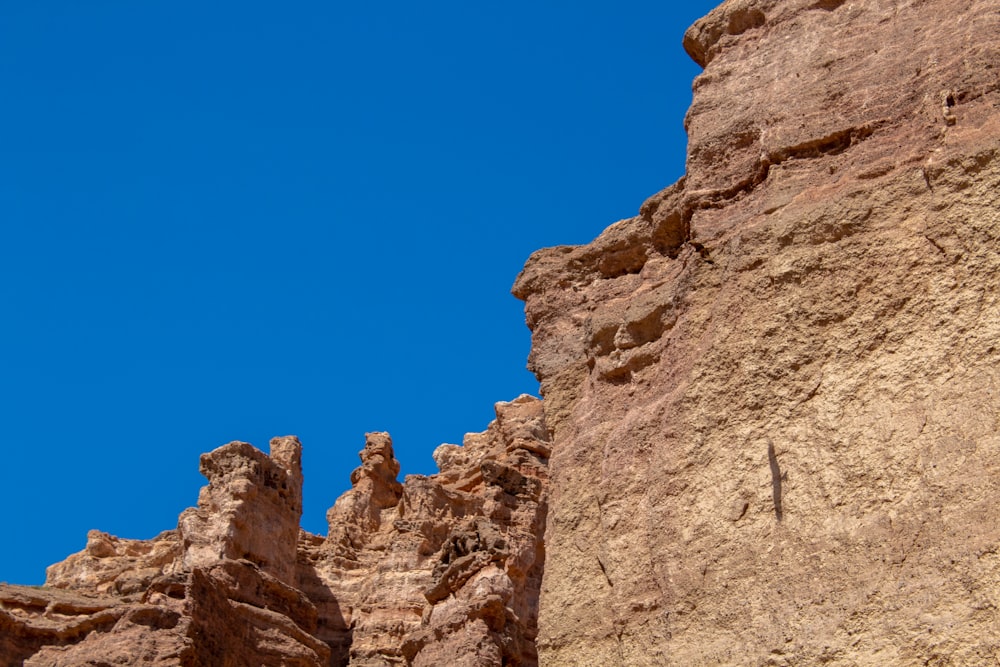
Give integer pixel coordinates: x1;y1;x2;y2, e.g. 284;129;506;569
513;0;1000;664
3;0;999;665
0;396;548;666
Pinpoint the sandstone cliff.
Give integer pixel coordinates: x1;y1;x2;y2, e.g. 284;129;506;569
3;0;999;665
513;0;1000;664
0;397;548;666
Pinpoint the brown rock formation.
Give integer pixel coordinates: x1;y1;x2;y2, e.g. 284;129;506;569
4;1;1000;665
301;394;548;666
2;437;329;667
513;0;1000;664
44;530;182;597
179;436;305;586
1;397;548;666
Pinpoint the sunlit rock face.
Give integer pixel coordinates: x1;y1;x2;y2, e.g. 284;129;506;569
304;395;549;666
3;437;329;667
4;1;1000;665
513;0;1000;664
1;397;548;667
177;436;305;586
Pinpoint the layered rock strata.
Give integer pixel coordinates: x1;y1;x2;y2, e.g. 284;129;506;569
301;395;548;666
513;0;1000;664
4;0;1000;665
2;437;329;667
1;396;548;666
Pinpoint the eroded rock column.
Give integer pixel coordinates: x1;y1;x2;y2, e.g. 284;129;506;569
179;436;304;586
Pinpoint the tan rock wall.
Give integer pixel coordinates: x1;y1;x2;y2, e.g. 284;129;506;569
4;2;999;665
514;0;1000;664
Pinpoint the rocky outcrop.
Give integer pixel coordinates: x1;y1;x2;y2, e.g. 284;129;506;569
1;397;548;666
2;437;329;667
4;1;999;665
514;0;1000;664
301;395;548;666
44;530;182;597
179;436;305;586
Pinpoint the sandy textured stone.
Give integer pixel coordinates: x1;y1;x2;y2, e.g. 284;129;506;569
4;438;328;667
0;584;132;666
304;395;549;666
5;1;1000;665
3;398;547;666
44;529;182;596
179;436;304;586
514;0;1000;664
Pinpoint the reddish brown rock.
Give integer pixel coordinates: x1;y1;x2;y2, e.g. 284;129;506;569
0;585;138;667
2;397;547;666
44;529;182;597
303;395;549;666
179;436;304;586
5;1;1000;665
514;0;1000;664
3;437;328;667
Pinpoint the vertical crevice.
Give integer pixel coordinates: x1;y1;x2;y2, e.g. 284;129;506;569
597;555;614;588
767;440;784;522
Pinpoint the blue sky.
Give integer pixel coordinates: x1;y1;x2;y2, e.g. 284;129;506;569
1;1;716;585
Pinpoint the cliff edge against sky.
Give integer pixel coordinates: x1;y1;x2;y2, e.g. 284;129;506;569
2;0;999;665
514;0;999;663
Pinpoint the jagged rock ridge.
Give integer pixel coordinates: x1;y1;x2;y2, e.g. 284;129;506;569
3;0;1000;664
1;396;548;666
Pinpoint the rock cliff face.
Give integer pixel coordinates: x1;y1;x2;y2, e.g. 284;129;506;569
3;0;999;665
513;0;1000;664
0;397;548;666
303;395;548;666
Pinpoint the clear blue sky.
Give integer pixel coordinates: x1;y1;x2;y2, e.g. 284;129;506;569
1;1;716;585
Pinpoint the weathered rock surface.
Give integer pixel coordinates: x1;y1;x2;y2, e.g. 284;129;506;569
4;1;1000;665
513;0;1000;664
302;394;548;666
179;435;305;586
2;437;329;667
1;397;548;666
